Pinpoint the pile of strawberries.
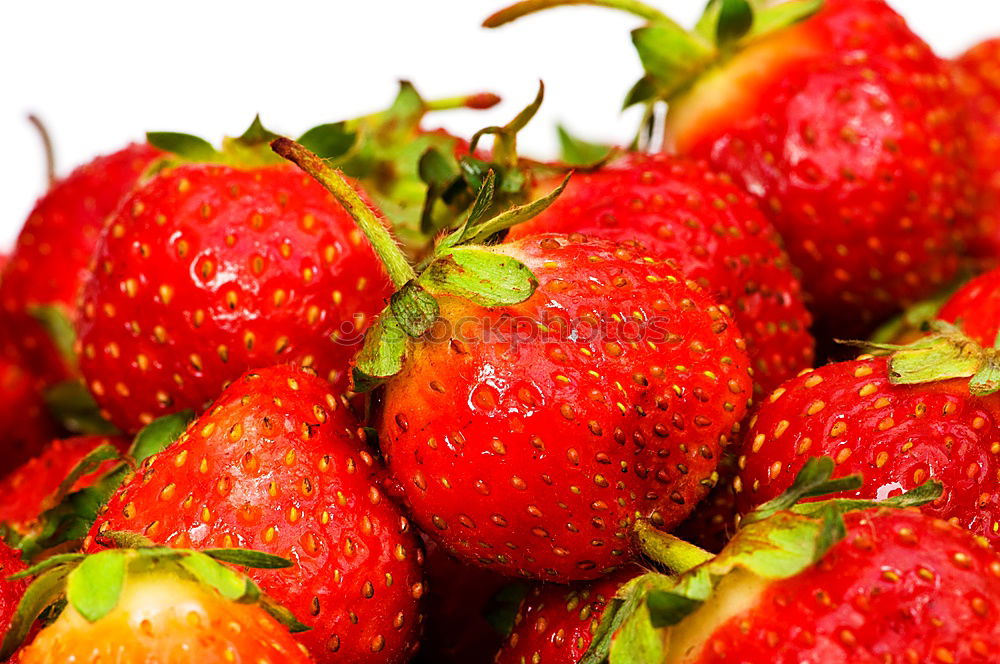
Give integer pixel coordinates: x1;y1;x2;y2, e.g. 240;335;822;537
3;1;1000;662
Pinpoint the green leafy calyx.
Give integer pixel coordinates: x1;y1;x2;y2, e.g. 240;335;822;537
272;137;571;393
846;320;1000;396
484;0;824;109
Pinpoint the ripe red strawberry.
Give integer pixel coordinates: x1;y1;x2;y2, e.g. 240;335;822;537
0;435;127;533
0;357;59;477
494;567;639;664
76;156;392;433
275;139;753;583
935;266;1000;347
86;365;424;663
669;509;1000;662
509;152;813;396
12;549;312;664
734;354;1000;543
954;38;1000;263
0;143;162;384
0;540;28;647
487;0;973;339
381;235;751;581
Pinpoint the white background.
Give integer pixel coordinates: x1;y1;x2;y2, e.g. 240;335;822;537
3;0;1000;249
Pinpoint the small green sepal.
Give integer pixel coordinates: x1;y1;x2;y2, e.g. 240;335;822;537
557;125;615;167
390;281;441;338
146;132;221;162
44;380;119;436
351;311;409;393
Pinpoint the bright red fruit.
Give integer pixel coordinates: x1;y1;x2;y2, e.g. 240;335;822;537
733;355;1000;543
494;568;638;664
379;234;753;581
954;38;1000;262
0;143;162;383
0;540;28;645
0;435;127;533
0;357;59;477
86;365;424;663
935;266;1000;347
509;153;813;396
76;163;391;432
672;509;1000;662
666;0;971;337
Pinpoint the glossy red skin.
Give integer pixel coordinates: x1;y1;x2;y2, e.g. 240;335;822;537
0;143;162;383
86;366;424;664
936;266;1000;347
954;38;1000;262
417;537;509;663
495;567;638;664
736;356;1000;544
689;509;1000;663
0;357;59;478
672;0;971;338
0;540;27;646
510;153;813;397
0;435;128;532
381;234;753;581
77;163;392;433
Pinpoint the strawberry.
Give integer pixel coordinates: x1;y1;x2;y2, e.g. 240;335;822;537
0;142;162;385
85;365;424;663
7;548;311;663
734;351;1000;544
508;152;813;396
494;567;640;664
274;139;753;582
935;266;1000;347
954;38;1000;262
0;435;127;534
0;541;28;649
487;0;973;339
0;358;59;477
76;128;392;433
667;508;1000;663
552;462;995;663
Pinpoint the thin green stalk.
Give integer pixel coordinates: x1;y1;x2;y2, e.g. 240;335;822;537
271;138;415;289
635;520;713;573
426;92;502;111
484;0;676;29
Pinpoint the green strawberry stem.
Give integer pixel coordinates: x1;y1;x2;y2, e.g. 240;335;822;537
271;137;416;290
634;520;713;573
484;0;673;28
426;92;502;111
28;114;56;187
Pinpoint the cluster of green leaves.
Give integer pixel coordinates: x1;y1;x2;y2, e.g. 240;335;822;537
299;82;493;249
626;0;823;108
0;546;302;659
147;115;284;168
483;0;823;110
8;411;192;561
580;457;942;663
